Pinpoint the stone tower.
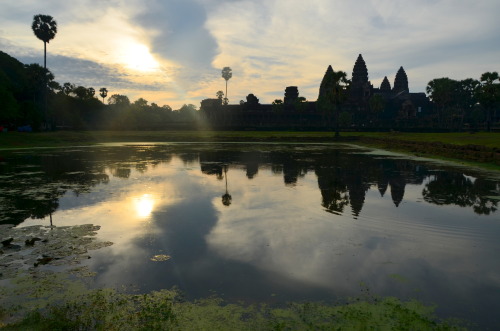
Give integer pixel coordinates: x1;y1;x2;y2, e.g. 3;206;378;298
393;66;409;93
284;86;299;104
380;76;391;92
352;54;369;86
350;54;372;99
318;65;335;100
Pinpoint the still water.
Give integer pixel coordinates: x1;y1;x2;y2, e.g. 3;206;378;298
1;143;499;328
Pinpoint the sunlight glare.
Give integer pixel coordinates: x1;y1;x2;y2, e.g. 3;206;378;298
122;43;160;72
134;194;155;219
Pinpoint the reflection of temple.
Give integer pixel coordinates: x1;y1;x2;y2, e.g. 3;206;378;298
200;54;432;129
4;145;496;226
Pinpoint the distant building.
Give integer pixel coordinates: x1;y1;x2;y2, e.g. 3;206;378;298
201;54;432;129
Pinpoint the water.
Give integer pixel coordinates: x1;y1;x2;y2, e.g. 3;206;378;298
1;143;499;329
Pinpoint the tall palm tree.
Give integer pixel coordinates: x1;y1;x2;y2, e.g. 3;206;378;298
99;88;108;103
221;67;232;104
32;14;57;69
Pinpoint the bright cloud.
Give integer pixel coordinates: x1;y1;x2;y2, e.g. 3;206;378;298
1;0;499;108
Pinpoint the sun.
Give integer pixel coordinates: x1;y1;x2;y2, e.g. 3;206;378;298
121;43;160;72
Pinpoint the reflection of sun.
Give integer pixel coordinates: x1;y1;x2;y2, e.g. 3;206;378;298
121;43;160;72
134;194;155;218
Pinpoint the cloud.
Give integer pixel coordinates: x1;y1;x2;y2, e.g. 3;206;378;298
1;0;499;108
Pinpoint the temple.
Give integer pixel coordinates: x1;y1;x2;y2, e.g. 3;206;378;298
200;54;432;129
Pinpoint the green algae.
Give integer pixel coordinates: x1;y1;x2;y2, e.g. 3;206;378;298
2;289;467;330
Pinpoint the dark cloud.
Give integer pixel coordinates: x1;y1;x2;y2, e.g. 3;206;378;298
133;0;219;70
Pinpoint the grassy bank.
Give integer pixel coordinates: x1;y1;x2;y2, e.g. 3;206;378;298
1;130;499;168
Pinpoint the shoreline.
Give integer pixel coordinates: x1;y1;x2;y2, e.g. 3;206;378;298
1;130;499;170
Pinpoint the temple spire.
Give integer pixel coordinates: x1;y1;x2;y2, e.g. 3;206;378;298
393;66;409;93
380;76;391;91
351;54;369;87
318;65;335;99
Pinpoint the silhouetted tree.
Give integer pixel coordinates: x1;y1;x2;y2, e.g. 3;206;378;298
108;94;130;107
87;87;95;98
63;82;75;95
272;99;284;113
426;77;457;127
32;14;57;69
133;98;148;109
319;68;349;137
477;72;500;131
216;90;224;100
221;67;232;104
99;87;108;103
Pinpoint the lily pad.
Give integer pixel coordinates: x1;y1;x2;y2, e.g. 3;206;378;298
150;254;171;262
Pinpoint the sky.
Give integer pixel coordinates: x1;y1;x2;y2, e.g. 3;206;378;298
1;0;499;109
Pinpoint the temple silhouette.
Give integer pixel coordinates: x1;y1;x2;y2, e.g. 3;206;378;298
201;54;432;129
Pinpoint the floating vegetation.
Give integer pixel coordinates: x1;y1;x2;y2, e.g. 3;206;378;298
1;288;467;330
150;254;171;262
0;224;114;326
0;224;112;280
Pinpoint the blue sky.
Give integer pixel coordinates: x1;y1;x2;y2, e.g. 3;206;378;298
1;0;499;109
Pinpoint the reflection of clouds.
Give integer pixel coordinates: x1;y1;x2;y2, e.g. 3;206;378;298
207;168;500;298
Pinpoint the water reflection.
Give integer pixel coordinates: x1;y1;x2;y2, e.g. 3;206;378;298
0;144;499;329
222;165;232;206
0;144;498;226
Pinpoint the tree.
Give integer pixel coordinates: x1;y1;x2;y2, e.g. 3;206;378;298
31;15;57;69
108;94;130;107
99;87;108;103
133;98;148;109
318;68;349;137
426;77;457;127
477;72;500;131
87;87;95;98
73;86;90;99
221;67;232;104
272;99;284;113
63;82;75;96
216;90;224;100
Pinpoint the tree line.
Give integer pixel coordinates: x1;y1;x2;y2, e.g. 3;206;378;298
0;51;199;130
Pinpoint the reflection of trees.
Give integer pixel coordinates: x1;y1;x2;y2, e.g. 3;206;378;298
221;165;232;206
315;151;350;215
1;145;496;227
0;146;176;226
423;172;498;215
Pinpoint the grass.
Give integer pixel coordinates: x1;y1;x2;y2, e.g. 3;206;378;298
1;130;499;168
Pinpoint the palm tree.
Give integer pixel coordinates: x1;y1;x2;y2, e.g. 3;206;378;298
31;14;57;69
221;67;232;104
99;88;108;103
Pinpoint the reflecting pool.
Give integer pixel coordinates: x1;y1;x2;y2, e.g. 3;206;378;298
1;143;499;329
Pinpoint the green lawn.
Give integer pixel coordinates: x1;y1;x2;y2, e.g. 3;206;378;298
1;130;498;169
1;130;498;148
